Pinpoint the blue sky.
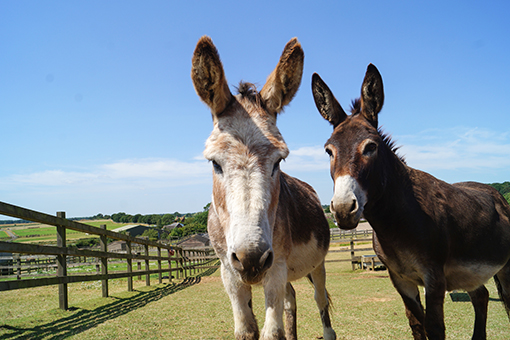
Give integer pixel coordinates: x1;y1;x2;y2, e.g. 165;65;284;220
1;1;509;218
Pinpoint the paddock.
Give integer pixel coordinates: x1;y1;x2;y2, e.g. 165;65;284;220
1;241;509;339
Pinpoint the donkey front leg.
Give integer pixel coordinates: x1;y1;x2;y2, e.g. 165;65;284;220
389;270;426;340
284;282;297;340
261;263;287;340
467;285;489;340
309;263;336;340
221;265;259;340
423;273;447;339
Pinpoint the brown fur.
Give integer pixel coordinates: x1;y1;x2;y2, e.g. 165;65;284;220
313;64;510;339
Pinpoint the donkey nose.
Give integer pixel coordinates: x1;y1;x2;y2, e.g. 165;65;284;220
231;247;273;283
331;198;360;229
331;198;358;215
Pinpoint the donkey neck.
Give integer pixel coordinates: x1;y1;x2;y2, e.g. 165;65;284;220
363;147;417;231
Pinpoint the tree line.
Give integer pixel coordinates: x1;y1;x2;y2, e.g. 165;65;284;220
489;181;510;204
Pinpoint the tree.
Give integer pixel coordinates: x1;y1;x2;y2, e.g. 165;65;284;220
141;228;159;241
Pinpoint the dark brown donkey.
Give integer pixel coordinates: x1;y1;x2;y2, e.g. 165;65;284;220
192;36;335;340
312;64;510;339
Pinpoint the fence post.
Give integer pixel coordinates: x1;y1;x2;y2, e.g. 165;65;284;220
144;244;150;286
15;254;21;279
137;252;142;280
350;238;355;271
100;224;108;298
126;239;133;292
157;246;162;284
168;248;173;282
56;211;68;310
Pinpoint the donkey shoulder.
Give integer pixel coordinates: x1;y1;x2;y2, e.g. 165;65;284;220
278;172;330;247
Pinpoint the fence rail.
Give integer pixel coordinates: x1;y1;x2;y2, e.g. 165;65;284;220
0;201;218;310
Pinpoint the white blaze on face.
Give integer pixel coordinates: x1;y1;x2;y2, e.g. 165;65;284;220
204;105;288;265
331;175;367;224
225;153;273;253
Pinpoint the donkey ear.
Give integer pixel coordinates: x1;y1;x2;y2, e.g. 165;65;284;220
360;64;384;128
312;73;347;128
191;36;232;118
260;38;304;115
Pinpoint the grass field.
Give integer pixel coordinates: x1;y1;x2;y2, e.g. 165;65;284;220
1;244;509;339
1;220;130;244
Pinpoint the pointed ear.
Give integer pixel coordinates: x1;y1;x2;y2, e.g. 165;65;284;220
360;64;384;128
191;36;232;119
312;73;347;128
260;38;304;115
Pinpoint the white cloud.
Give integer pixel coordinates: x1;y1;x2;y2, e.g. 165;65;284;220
1;158;211;189
283;146;330;172
398;127;510;171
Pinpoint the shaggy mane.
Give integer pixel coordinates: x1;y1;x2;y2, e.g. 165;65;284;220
380;130;406;164
236;81;261;104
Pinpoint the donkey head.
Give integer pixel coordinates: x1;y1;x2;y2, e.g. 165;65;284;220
312;64;385;229
192;36;303;283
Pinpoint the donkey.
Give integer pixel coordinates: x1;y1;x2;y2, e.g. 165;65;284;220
191;36;336;340
311;64;510;339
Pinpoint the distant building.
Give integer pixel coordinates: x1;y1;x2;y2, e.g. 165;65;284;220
163;222;184;231
112;224;151;238
177;233;210;249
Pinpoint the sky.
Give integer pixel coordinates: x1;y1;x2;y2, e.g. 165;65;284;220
1;1;509;219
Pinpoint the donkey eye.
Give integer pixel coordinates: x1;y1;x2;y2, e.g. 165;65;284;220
363;142;378;156
271;159;282;177
212;161;223;174
325;147;333;158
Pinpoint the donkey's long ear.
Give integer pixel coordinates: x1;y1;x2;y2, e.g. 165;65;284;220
360;64;384;128
191;36;232;119
312;73;347;128
260;38;304;115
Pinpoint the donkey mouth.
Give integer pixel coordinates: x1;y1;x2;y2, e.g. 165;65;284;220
333;213;360;230
231;248;274;284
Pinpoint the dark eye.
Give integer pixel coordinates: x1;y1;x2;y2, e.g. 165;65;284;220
325;147;333;158
271;159;282;177
212;160;223;174
363;142;377;156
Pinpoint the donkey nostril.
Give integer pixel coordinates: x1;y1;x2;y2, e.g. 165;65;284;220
350;199;357;213
260;249;273;271
231;252;243;271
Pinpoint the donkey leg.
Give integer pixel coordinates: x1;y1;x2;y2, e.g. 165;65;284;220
467;285;489;340
221;265;259;340
495;265;510;321
422;273;447;340
261;262;287;340
388;270;426;340
309;262;336;340
284;282;297;340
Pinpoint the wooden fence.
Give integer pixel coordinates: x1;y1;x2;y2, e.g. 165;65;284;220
0;201;218;310
327;228;382;271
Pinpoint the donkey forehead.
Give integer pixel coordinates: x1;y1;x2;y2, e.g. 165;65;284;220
326;115;379;149
204;97;289;159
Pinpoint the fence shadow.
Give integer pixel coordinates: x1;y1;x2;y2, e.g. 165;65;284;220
0;266;218;340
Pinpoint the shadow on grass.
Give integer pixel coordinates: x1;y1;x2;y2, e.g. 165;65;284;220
0;265;219;340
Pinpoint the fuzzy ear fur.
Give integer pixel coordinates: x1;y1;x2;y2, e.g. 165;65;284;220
191;36;232;118
260;38;304;115
311;73;347;127
360;64;384;128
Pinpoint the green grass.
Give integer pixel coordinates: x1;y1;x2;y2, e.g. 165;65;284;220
0;230;8;238
6;220;130;244
1;245;509;339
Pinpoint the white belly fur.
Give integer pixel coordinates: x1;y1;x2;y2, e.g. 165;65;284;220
444;261;504;292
